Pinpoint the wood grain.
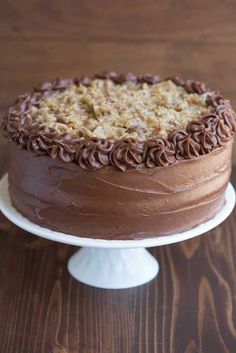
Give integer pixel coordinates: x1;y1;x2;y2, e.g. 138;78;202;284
1;39;236;107
0;166;236;353
1;3;236;351
1;0;236;109
0;0;235;40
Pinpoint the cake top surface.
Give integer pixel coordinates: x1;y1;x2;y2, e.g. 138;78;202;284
1;72;235;171
29;79;210;141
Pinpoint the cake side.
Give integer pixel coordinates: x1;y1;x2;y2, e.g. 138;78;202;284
8;141;232;239
1;73;236;171
3;73;236;240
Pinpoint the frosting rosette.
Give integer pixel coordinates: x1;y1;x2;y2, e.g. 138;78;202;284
1;72;235;171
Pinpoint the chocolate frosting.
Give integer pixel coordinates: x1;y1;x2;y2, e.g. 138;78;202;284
1;73;236;171
8;141;232;239
144;138;176;167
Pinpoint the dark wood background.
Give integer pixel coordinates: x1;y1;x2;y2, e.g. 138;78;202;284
1;0;236;101
1;0;236;162
1;1;236;352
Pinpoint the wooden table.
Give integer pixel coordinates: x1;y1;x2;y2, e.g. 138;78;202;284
0;166;236;353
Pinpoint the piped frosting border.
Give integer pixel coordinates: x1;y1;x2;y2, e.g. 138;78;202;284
1;72;236;171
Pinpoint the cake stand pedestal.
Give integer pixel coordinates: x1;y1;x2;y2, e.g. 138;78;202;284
0;174;235;289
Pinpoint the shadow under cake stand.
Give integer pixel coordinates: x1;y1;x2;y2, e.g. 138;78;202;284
0;174;235;289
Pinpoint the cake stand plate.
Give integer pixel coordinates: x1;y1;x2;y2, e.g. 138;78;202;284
0;174;235;289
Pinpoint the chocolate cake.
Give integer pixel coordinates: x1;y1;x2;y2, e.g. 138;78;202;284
1;72;235;239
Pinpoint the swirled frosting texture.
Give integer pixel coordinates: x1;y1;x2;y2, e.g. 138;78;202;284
8;141;232;239
1;73;236;171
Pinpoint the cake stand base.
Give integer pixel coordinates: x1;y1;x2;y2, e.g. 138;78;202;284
0;174;235;289
68;248;158;289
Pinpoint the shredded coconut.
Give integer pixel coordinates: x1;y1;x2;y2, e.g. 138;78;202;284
29;79;210;141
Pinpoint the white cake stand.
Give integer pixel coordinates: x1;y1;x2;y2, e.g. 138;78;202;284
0;174;235;289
